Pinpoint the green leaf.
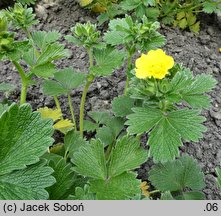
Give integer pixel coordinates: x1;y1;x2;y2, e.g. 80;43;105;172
54;68;86;90
71;139;107;180
189;21;200;33
7;41;30;61
120;0;141;11
83;120;99;132
167;109;206;142
47;158;75;200
0;82;15;92
95;116;125;147
90;172;141;200
88;111;111;124
170;68;217;109
97;13;110;25
176;11;185;20
42;80;67;96
104;16;165;52
90;47;125;76
31;63;56;78
96;126;115;147
0;160;55;200
215;168;221;188
149;155;205;192
112;96;134;117
16;0;36;5
105;117;125;137
203;1;217;13
148;117;182;162
23;47;35;66
161;192;174;200
108;136;147;177
176;191;205;200
126;107;206;162
143;0;156;6
104;18;130;46
186;13;196;26
32;31;61;50
126;107;162;135
162;16;174;25
0;104;9;116
178;18;188;29
69;185;96;200
64;130;87;159
36;43;70;65
5;3;38;30
0;104;54;175
42;68;85;96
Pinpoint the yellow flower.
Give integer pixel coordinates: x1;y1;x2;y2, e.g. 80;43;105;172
140;181;150;197
135;49;174;79
219;48;221;53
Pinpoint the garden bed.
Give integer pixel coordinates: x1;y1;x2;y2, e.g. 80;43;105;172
0;0;221;199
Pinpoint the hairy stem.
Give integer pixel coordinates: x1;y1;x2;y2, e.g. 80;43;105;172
54;96;62;110
87;48;93;67
12;61;28;104
68;94;77;130
79;48;94;137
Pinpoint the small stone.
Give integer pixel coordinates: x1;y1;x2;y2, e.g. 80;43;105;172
210;110;221;120
213;67;219;74
199;35;210;45
207;27;214;36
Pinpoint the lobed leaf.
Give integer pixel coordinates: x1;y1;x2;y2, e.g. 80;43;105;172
0;160;55;200
0;103;54;175
112;95;135;117
72;139;107;180
90;172;141;200
126;107;206;162
108;136;148;177
47;158;75;200
149;155;205;193
90;47;125;76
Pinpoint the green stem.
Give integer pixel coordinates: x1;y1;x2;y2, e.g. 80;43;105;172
87;48;93;67
68;94;77;130
20;84;28;105
12;61;28;104
79;47;94;137
79;80;92;137
54;96;62;111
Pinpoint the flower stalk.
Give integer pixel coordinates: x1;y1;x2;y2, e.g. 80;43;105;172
12;61;29;104
68;93;77;130
79;47;94;137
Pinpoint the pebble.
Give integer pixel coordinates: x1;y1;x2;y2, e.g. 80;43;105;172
210;110;221;120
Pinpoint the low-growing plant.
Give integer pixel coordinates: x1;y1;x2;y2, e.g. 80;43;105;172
0;3;69;105
80;0;221;33
123;49;217;162
141;0;221;33
0;2;218;200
